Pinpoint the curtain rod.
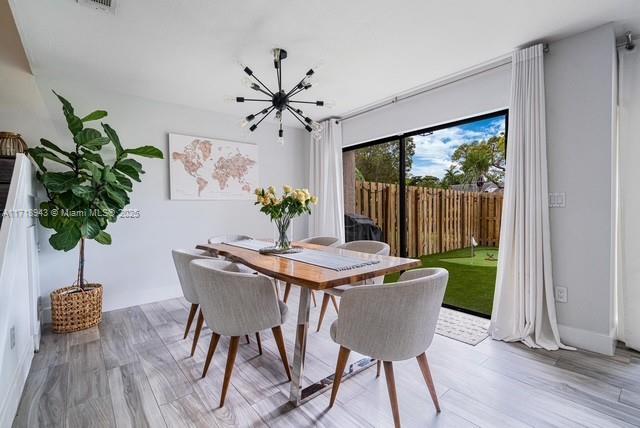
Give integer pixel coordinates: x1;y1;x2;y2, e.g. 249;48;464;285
617;31;636;50
336;43;553;123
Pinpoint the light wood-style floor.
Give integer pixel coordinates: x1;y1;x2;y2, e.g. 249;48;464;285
13;286;640;427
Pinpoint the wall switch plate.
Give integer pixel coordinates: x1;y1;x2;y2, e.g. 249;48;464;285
549;192;566;208
10;326;15;349
554;286;568;303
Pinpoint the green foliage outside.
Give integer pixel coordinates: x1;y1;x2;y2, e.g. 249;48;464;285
28;91;164;288
354;133;506;190
384;247;498;316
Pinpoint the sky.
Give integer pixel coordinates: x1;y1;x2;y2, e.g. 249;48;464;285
410;115;506;179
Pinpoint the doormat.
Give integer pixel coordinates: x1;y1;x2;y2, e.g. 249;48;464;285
436;307;490;346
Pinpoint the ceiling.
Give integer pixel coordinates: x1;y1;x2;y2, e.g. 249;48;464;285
9;0;640;126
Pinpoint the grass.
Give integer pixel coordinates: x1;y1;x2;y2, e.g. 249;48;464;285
384;246;498;316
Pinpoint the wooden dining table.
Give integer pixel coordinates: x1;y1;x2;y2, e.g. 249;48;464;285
196;240;420;406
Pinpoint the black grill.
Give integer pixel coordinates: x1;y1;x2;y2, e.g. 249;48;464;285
344;213;382;242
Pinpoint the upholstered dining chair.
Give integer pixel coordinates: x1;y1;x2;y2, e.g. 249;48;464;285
171;249;217;357
282;235;340;307
328;268;448;427
316;240;390;331
208;234;253;244
190;259;292;407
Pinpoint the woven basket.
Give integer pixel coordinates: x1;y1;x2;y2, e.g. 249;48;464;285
51;284;103;333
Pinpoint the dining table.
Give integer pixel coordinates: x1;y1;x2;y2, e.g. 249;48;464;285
196;239;421;406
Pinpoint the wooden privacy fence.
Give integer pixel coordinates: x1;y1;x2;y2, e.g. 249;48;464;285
353;181;503;257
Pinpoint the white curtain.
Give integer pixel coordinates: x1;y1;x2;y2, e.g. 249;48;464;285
490;44;567;350
617;45;640;351
308;120;345;242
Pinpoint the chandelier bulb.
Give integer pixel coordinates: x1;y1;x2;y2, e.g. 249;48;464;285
240;118;250;128
277;129;284;145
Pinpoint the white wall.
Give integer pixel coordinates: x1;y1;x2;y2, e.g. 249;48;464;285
34;76;310;312
545;24;617;354
341;63;512;146
341;25;618;354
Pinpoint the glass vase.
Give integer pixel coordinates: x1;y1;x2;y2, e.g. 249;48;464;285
274;217;292;250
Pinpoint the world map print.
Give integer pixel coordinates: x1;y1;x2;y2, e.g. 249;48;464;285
169;134;258;200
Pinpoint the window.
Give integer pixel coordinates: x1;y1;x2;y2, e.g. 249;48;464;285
343;110;508;317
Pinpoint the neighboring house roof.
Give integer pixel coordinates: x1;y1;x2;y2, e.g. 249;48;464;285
449;182;503;193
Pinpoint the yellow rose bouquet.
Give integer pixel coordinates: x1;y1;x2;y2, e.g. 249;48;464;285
254;185;318;251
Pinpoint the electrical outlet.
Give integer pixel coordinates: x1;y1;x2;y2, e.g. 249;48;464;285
10;326;15;349
549;192;566;208
554;286;568;303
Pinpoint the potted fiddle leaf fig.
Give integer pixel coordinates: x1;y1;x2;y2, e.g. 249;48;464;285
28;91;164;333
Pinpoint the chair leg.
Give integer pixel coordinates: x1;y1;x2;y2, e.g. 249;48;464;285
255;332;262;355
329;346;351;408
220;336;240;407
383;361;401;428
201;333;220;378
183;303;198;339
376;360;382;378
272;326;292;381
245;335;250;344
283;282;292;303
317;293;331;332
311;290;317;307
330;295;339;313
191;310;204;357
416;353;441;413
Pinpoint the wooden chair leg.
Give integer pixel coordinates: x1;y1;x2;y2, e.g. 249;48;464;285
220;336;240;407
330;295;339;312
255;332;262;355
283;282;292;303
329;346;351;408
191;310;204;357
272;326;292;381
201;333;220;378
311;290;317;307
183;303;198;339
383;361;401;428
317;293;331;332
376;360;382;378
416;353;440;413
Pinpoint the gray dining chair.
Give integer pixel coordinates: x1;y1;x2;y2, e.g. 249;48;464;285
282;235;340;307
316;240;390;331
190;259;292;407
172;249;217;357
328;268;448;427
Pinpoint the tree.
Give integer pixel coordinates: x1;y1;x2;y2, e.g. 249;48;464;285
407;175;441;188
441;165;464;188
451;133;505;187
354;138;415;183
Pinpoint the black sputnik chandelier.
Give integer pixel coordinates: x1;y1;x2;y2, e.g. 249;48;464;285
232;48;329;144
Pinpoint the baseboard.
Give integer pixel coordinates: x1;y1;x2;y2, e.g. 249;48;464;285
0;342;34;428
558;324;616;355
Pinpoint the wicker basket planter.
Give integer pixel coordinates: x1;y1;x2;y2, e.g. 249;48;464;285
50;284;103;333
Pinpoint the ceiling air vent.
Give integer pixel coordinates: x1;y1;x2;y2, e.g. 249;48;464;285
76;0;116;13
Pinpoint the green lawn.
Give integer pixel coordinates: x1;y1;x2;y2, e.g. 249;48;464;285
384;247;498;316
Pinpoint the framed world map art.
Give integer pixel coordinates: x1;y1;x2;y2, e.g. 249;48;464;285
169;133;259;200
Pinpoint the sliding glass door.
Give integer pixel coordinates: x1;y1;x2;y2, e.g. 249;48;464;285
343;110;508;317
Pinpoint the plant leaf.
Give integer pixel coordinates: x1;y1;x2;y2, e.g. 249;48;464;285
102;165;117;183
40;139;71;159
81;110;108;122
102;123;123;157
80;150;104;166
71;185;95;201
28;147;73;170
94;230;112;245
74;128;109;150
56;191;82;210
49;226;82;251
81;216;101;239
104;184;128;208
113;161;141;182
41;171;78;193
124;146;164;159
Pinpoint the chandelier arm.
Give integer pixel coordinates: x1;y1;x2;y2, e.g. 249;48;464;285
254;87;273;97
288;86;307;99
286;106;310;128
250;74;275;96
289;100;324;105
240;98;273;102
253;106;276;129
277;58;282;92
